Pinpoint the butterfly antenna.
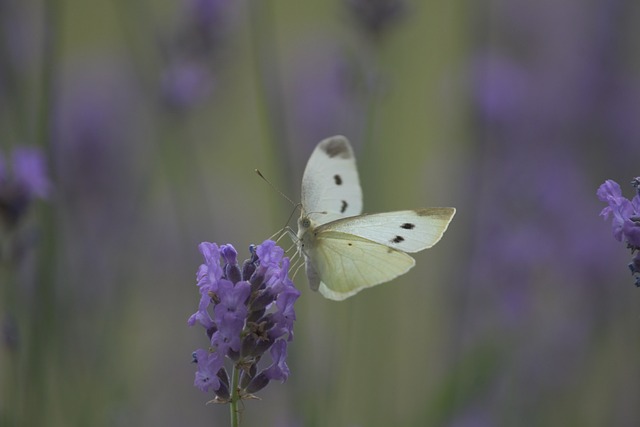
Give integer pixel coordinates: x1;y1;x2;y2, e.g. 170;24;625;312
255;169;299;208
256;169;304;244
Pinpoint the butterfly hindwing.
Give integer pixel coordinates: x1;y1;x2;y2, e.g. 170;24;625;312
316;208;456;253
301;135;363;224
305;232;416;301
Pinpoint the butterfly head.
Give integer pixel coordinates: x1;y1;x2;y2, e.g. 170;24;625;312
297;214;314;236
297;208;329;233
296;211;324;246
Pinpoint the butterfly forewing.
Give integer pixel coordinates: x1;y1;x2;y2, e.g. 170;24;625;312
316;208;456;253
301;136;363;225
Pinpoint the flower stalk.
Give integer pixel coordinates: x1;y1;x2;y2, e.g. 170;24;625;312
229;364;240;427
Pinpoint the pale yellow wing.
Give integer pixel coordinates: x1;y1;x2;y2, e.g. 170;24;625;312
305;231;416;301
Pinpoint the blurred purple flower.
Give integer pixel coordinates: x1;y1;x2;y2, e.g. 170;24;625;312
11;148;50;199
471;55;530;124
160;61;214;110
53;60;145;208
52;59;148;309
286;43;368;162
187;0;231;36
598;178;640;286
158;0;235;111
0;146;50;226
345;0;407;40
460;0;639;420
188;239;300;401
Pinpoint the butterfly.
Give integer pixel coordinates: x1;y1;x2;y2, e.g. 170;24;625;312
296;135;456;301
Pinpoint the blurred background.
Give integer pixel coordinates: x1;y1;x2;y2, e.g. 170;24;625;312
1;0;640;426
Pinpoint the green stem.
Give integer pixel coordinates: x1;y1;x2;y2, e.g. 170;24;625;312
0;257;18;427
36;0;62;149
25;0;63;425
229;364;241;427
0;6;28;141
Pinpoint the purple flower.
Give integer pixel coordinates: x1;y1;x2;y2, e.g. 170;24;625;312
188;239;299;401
264;340;290;382
598;179;640;248
212;280;250;353
0;146;50;226
255;240;284;269
192;348;224;392
269;259;300;341
244;340;290;394
197;242;223;292
598;178;640;286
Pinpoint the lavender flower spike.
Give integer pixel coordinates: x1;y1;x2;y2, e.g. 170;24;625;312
598;178;640;286
188;239;300;403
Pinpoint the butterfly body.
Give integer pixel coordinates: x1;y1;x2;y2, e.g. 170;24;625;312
297;136;455;301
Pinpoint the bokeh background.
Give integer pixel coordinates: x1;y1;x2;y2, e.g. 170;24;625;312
1;0;640;426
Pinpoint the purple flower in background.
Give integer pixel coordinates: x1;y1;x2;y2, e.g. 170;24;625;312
11;148;50;199
345;0;407;41
598;178;640;286
186;0;231;38
459;1;640;421
160;61;214;110
188;240;300;403
158;0;234;111
286;43;368;161
0;146;50;227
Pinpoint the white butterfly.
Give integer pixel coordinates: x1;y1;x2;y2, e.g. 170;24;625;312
296;135;456;301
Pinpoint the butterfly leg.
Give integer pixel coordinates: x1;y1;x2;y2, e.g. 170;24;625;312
290;258;306;281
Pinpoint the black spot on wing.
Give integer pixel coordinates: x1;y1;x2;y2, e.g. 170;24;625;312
340;200;348;213
401;223;415;229
334;174;342;185
392;235;404;244
322;138;351;159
